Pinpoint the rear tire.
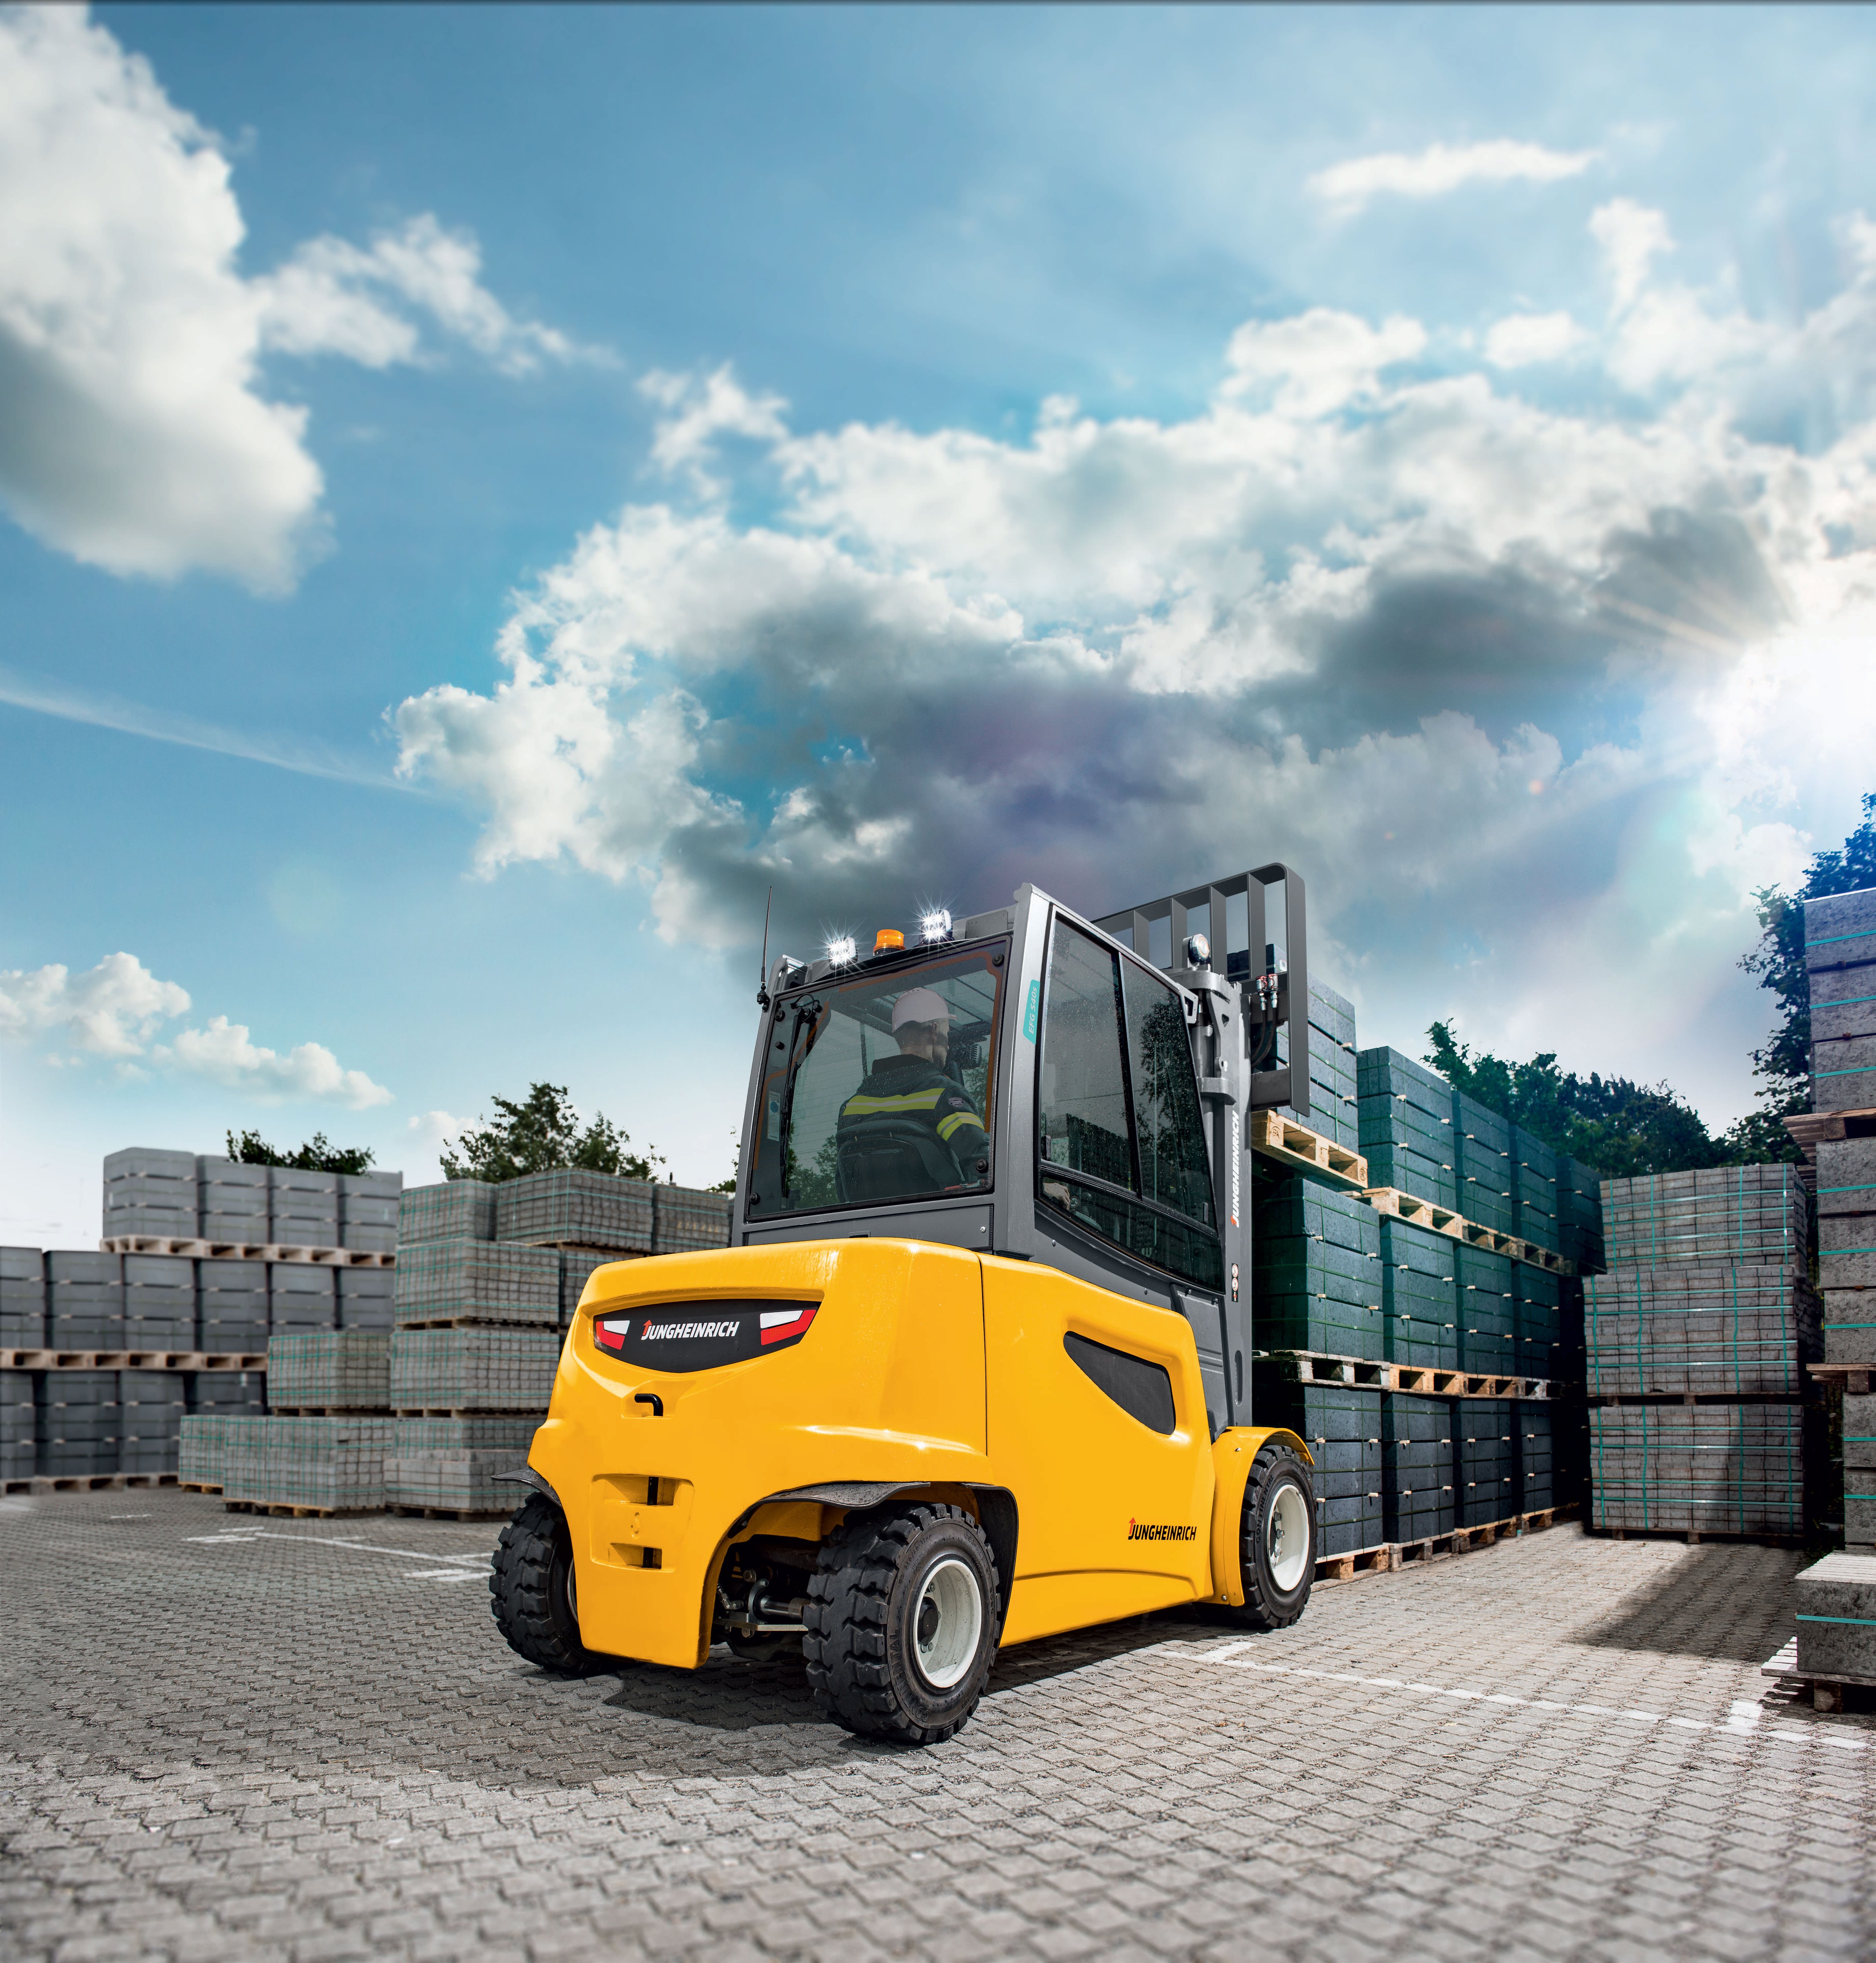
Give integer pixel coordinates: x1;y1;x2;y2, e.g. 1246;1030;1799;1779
490;1492;608;1674
804;1503;1001;1745
1229;1444;1315;1630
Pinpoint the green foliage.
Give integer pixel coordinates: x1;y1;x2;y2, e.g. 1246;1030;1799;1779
225;1129;374;1175
440;1083;663;1184
1422;1028;1721;1178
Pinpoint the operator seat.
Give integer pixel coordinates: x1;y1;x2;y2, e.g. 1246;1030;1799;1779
835;1118;962;1204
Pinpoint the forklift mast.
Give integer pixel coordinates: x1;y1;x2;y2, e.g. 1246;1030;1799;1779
733;866;1307;1440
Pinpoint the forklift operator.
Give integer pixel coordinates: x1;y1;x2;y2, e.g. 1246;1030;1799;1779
836;985;989;1189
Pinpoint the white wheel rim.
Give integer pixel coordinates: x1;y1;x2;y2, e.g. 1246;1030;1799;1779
913;1557;983;1690
1266;1480;1310;1592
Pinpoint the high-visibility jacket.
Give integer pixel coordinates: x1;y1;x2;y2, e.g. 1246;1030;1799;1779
836;1055;989;1186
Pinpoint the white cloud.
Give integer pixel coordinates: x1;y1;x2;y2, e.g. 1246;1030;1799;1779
639;364;789;484
1484;311;1586;368
1220;309;1427;417
1591;197;1675;311
0;952;189;1057
394;192;1876;1114
153;1016;393;1109
258;214;603;377
1308;139;1597;217
0;8;592;589
0;5;321;588
0;950;391;1106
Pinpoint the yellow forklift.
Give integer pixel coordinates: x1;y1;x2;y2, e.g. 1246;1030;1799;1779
493;868;1319;1744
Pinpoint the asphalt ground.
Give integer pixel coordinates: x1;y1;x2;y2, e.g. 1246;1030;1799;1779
1;1490;1871;1963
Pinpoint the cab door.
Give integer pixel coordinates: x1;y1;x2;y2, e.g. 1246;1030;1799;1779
985;1258;1213;1643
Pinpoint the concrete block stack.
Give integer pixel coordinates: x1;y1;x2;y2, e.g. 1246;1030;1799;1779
1358;1049;1458;1208
9;1148;404;1491
269;1331;391;1412
102;1152;405;1256
47;1252;123;1347
1248;1018;1596;1561
223;1415;395;1514
2;1373;34;1481
1791;1551;1876;1689
1588;1165;1815;1537
2;1248;44;1347
1271;979;1362;1153
102;1149;197;1240
197;1157;269;1241
388;1415;539;1515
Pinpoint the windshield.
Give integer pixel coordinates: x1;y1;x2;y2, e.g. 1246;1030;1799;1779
750;945;1006;1216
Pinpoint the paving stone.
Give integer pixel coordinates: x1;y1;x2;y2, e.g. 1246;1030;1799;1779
2;1497;1874;1963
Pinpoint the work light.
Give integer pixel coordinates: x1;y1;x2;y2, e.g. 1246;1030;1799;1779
826;934;857;966
921;909;953;943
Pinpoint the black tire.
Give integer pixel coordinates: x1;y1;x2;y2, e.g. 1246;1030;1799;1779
490;1492;608;1674
1229;1443;1315;1630
804;1503;1001;1745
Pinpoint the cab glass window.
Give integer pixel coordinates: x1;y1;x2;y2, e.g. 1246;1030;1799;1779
1036;919;1223;1290
751;947;1004;1216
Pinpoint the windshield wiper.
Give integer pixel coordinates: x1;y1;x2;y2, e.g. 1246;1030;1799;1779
776;996;823;1201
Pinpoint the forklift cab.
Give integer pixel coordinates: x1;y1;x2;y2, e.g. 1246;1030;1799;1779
736;869;1309;1440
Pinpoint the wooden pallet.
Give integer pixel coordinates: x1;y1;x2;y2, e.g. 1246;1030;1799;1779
1761;1636;1876;1713
1589;1523;1804;1548
2;1349;267;1372
1258;1350;1553;1401
391;1407;546;1420
1810;1362;1873;1395
99;1235;395;1268
392;1317;559;1332
1313;1505;1572;1582
178;1481;223;1495
221;1499;379;1518
388;1504;510;1521
1246;1111;1368;1191
1784;1107;1876;1147
1358;1188;1574;1276
1;1472;179;1495
269;1406;396;1418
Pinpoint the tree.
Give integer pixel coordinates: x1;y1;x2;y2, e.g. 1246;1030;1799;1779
1421;1029;1721;1178
441;1083;663;1184
225;1129;375;1175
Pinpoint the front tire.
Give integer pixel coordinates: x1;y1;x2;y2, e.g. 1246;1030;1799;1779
804;1503;1001;1745
1229;1444;1315;1629
490;1492;608;1674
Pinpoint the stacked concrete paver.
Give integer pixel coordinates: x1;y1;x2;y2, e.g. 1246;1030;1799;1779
1589;1166;1814;1537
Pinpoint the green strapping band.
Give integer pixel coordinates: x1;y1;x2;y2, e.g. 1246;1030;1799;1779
1817;1066;1876;1079
1795;1614;1876;1627
1808;928;1876;947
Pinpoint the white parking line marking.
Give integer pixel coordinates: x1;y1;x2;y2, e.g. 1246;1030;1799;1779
1182;1647;1872;1753
184;1526;488;1576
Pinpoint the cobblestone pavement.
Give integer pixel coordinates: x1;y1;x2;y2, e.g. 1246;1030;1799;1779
1;1491;1871;1963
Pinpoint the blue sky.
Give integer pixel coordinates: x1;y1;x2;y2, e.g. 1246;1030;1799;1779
4;4;1875;1244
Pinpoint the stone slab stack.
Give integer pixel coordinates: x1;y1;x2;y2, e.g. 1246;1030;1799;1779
1;1247;44;1347
1588;1165;1814;1538
1271;979;1362;1153
1805;884;1876;1553
7;1147;406;1490
1792;1551;1876;1683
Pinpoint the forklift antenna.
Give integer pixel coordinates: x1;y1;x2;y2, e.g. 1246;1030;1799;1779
756;886;774;1009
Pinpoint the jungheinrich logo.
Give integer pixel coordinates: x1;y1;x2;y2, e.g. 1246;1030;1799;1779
593;1299;820;1373
1127;1517;1198;1542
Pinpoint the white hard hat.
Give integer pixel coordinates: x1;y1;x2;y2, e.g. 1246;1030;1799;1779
891;986;951;1031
